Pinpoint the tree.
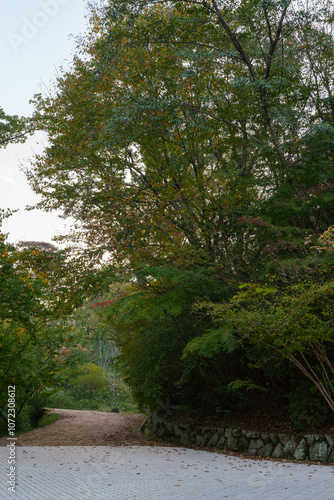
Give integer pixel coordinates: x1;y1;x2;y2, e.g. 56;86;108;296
28;1;334;269
0;212;109;427
28;3;266;274
94;266;230;410
187;250;334;414
25;1;334;416
0;213;67;425
0;107;28;147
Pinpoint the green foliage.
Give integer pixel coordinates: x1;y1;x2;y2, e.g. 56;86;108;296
48;382;137;413
0;410;60;438
46;389;75;411
28;1;334;274
287;381;329;430
195;255;334;413
93;266;241;412
0;215;72;424
68;363;108;400
182;328;239;360
27;394;49;427
227;379;267;393
0;107;28;147
44;296;138;413
18;0;334;425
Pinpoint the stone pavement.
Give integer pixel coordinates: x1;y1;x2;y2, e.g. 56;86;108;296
1;445;334;500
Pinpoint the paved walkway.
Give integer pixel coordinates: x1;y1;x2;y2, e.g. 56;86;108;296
1;445;334;500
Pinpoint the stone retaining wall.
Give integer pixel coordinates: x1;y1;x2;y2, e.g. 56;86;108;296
144;414;334;463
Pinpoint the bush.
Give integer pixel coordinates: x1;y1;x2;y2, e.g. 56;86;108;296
27;394;49;427
68;363;108;400
287;381;329;429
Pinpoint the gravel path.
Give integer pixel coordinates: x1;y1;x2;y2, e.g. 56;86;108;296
0;408;152;447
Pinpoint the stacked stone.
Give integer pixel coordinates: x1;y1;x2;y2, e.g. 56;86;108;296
145;415;334;463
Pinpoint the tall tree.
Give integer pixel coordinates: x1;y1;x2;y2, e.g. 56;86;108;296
27;4;264;274
0;214;64;424
25;0;334;414
28;0;334;272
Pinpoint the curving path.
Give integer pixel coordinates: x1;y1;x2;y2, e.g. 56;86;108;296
0;409;151;447
0;409;333;500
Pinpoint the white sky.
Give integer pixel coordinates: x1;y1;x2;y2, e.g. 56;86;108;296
0;0;90;245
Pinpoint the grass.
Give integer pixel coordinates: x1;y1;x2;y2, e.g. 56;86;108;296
36;411;60;429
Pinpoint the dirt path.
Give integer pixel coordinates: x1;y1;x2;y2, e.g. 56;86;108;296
0;409;156;447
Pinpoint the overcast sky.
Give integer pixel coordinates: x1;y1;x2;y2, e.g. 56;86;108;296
0;0;90;245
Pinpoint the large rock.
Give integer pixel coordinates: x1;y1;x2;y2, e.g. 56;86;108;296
189;432;197;445
325;435;334;448
150;419;160;434
161;423;175;439
309;440;329;462
196;434;206;447
216;435;227;449
224;428;240;451
174;425;184;438
225;428;233;439
305;434;316;446
200;426;215;435
180;433;190;447
155;425;164;438
248;438;264;455
258;443;274;458
272;443;285;459
243;430;261;439
278;433;291;446
207;432;220;448
202;432;215;447
283;438;298;457
236;437;250;452
232;429;242;438
226;435;240;451
269;433;280;446
293;438;309;461
260;433;271;443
